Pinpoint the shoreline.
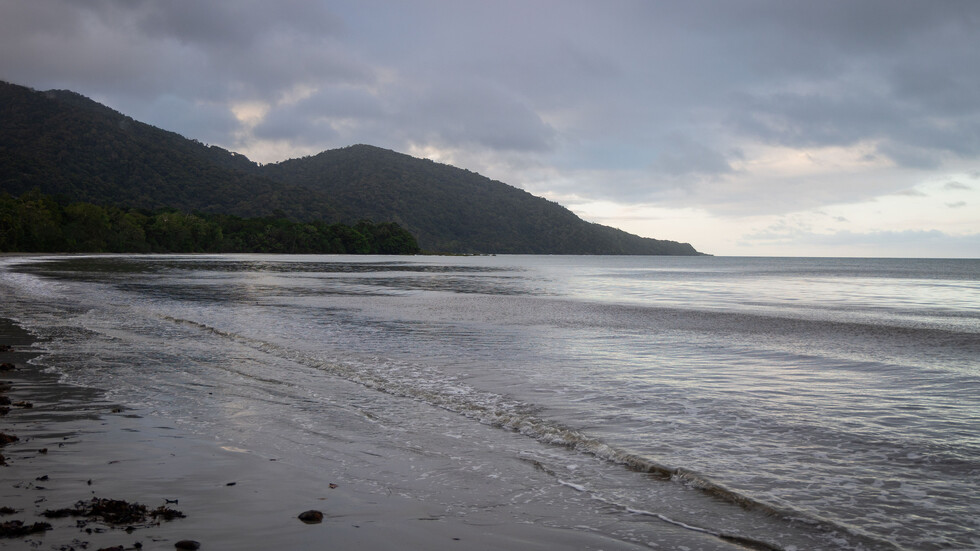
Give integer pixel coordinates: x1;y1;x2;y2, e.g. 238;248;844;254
0;318;650;550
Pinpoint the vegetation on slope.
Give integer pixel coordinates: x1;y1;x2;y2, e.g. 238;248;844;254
0;190;420;254
0;81;334;220
260;145;700;255
0;80;703;255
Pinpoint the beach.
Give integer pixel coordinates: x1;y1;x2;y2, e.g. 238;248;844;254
1;317;662;550
2;254;977;550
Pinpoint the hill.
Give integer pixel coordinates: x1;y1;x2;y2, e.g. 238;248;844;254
259;145;700;254
0;81;335;220
0;81;703;255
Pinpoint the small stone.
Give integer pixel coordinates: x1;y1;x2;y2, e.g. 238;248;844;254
298;510;324;524
174;540;200;550
0;363;15;371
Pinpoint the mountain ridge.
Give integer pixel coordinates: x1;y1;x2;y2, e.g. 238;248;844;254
0;81;703;255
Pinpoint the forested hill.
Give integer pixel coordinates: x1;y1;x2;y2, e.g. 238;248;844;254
0;81;335;220
259;146;700;254
0;81;704;255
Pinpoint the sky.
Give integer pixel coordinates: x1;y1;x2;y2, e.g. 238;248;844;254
2;0;978;257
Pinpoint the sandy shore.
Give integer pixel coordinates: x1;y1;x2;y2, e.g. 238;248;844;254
1;318;649;550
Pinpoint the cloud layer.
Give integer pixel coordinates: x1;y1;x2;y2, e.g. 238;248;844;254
2;0;978;255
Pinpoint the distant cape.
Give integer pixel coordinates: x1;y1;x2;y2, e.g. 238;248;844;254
0;80;704;255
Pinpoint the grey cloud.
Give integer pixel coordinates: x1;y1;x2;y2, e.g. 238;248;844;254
0;0;369;104
649;134;735;177
874;143;944;171
137;96;240;145
706;2;980;169
944;181;972;191
946;201;967;208
3;0;980;225
403;81;556;153
732;88;980;169
889;189;928;198
125;0;344;49
253;78;556;155
730;91;894;149
252;88;385;143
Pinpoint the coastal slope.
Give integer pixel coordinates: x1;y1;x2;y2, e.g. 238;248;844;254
0;81;702;255
259;145;701;254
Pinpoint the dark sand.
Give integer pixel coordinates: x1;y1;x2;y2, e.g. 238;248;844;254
1;318;655;550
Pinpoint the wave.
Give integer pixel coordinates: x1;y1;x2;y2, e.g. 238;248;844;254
162;314;904;551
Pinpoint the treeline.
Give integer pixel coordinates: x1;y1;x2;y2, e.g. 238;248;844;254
0;191;420;254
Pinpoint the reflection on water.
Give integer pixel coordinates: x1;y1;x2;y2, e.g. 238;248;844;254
3;254;979;551
13;255;543;302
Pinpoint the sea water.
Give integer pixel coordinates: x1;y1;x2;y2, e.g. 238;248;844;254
1;254;977;550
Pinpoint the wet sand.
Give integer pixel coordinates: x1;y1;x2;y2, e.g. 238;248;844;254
1;318;652;550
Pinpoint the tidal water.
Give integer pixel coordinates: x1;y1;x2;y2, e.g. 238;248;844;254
1;254;977;550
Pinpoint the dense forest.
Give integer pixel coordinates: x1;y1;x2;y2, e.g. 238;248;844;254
261;145;701;254
0;80;704;255
0;190;420;254
0;81;336;220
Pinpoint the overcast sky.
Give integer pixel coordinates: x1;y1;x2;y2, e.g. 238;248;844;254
2;0;979;257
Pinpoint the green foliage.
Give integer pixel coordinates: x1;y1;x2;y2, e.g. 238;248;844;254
0;81;703;255
260;145;702;255
0;81;337;221
0;191;420;255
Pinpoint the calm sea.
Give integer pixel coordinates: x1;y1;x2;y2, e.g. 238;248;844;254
1;255;977;550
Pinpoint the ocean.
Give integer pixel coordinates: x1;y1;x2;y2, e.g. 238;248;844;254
1;254;977;550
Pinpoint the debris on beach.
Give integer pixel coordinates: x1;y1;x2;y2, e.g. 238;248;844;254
0;362;15;371
0;519;52;538
42;497;185;528
0;432;19;446
297;510;324;524
174;539;201;549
